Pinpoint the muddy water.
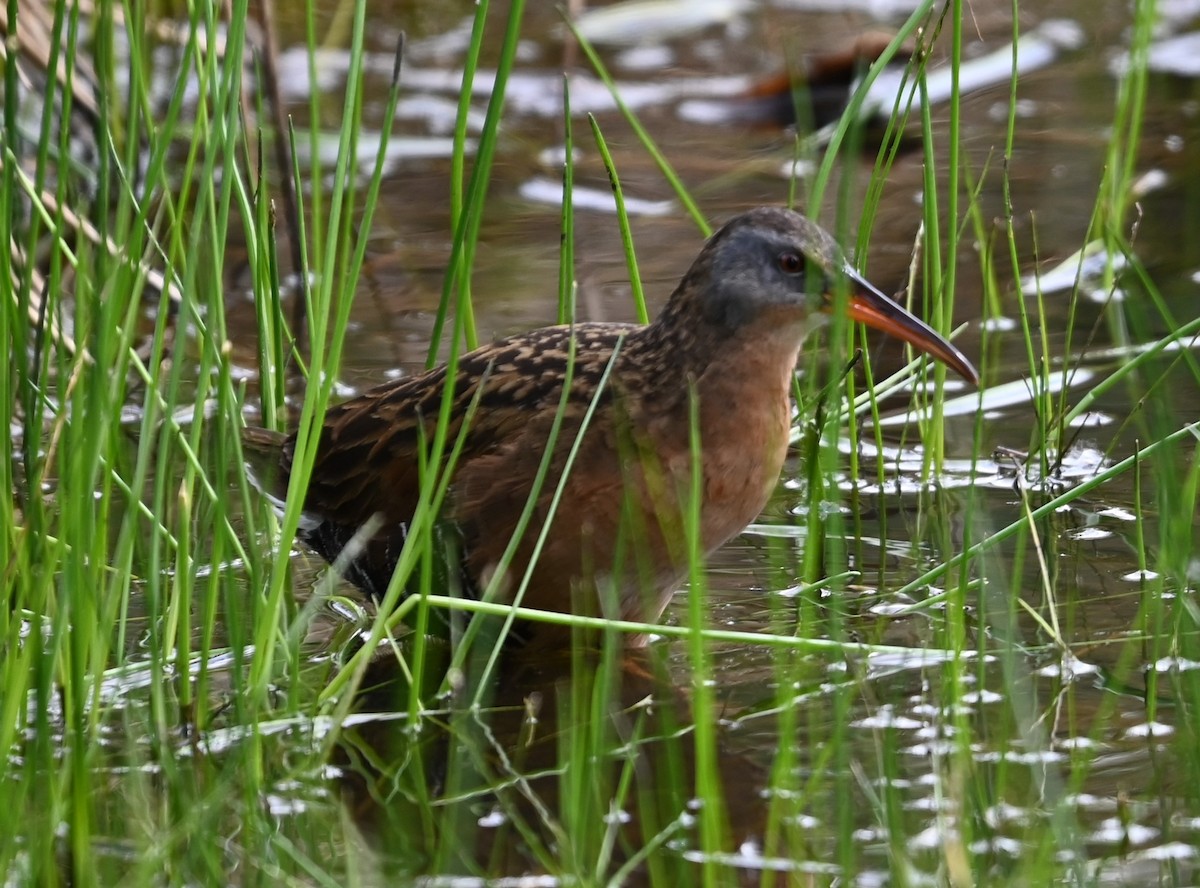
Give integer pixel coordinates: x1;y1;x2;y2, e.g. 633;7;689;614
233;0;1200;881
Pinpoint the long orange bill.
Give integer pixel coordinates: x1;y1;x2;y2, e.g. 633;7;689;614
837;265;979;384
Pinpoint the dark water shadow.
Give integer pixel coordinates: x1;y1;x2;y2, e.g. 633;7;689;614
335;633;790;883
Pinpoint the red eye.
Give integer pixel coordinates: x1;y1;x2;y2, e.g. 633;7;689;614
778;251;803;274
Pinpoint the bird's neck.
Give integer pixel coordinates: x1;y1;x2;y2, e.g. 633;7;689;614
628;309;720;378
618;302;810;428
694;311;810;409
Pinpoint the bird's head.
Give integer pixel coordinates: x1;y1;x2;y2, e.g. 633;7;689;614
692;206;978;382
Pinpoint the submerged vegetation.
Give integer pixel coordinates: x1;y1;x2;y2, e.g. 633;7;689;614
2;0;1198;884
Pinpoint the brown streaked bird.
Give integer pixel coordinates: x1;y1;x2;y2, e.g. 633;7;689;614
243;207;977;643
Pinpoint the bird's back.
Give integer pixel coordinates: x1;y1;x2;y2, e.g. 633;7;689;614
242;321;644;599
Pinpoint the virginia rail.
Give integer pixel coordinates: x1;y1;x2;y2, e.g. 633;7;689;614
244;207;976;639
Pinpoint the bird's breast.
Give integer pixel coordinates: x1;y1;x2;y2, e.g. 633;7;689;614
691;334;800;553
697;390;791;551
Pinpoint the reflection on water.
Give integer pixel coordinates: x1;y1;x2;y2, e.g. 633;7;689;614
336;638;771;882
322;609;1196;882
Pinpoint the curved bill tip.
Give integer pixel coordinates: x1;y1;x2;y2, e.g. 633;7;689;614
838;268;979;385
